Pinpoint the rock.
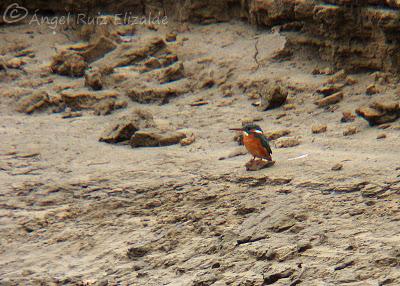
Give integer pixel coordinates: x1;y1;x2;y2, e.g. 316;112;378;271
316;84;343;97
190;100;209;107
312;67;335;75
346;76;357;85
180;133;195;146
127;246;150;259
263;266;294;284
144;57;162;69
16;91;51;114
145;199;162;209
235;205;257;215
265;129;291;140
6;58;24;69
259;81;288;111
275;137;300;148
356;102;400;126
343;126;359;136
370;101;399;113
361;184;385;198
377;133;387;139
51;50;88;77
192;272;218;286
99;110;154;144
355;106;384;126
246;160;275;171
85;68;103;91
341;111;356;123
331;163;343;171
327;70;347;84
241;116;263;126
315;92;343;107
157;62;184;84
312;124;327;134
60;90;120;111
165;33;177;42
130;129;186;148
366;84;379;95
282;103;296;111
378;124;391;129
94;36;168;73
80;36;117;63
93;99;128;116
62;108;82;119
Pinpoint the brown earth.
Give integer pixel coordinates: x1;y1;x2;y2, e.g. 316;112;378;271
1;2;400;286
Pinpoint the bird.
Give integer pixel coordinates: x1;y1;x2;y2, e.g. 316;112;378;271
230;124;272;162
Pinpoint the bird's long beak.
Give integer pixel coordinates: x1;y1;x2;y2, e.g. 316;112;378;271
229;128;243;131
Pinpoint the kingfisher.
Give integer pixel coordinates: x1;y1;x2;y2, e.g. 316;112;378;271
230;124;272;161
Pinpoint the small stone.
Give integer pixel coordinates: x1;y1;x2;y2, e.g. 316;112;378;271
85;67;103;90
345;76;357;85
165;32;177;42
361;184;385;198
370;101;399;113
315;92;344;107
312;67;335;75
245;160;275;171
51;50;87;77
62;110;82;119
144;57;161;69
235;205;257;215
99;111;154;144
331;164;343;171
259;81;288;111
377;133;386;139
61;90;120;111
241;116;263;125
343;126;358;136
366;84;379;95
130;129;186;147
283;103;296;110
180;134;195;146
341;112;356;123
356;104;399;126
6;57;24;69
378;124;391;129
316;84;343;97
312;124;327;134
266;129;291;140
127;246;150;259
81;36;117;63
145;199;162;209
16;91;51;114
275;137;300;148
21;269;35;276
327;70;347;84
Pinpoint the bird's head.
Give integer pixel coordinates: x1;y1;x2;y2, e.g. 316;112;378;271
230;124;263;136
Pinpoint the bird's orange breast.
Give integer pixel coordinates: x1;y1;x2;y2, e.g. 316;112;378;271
243;133;269;158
